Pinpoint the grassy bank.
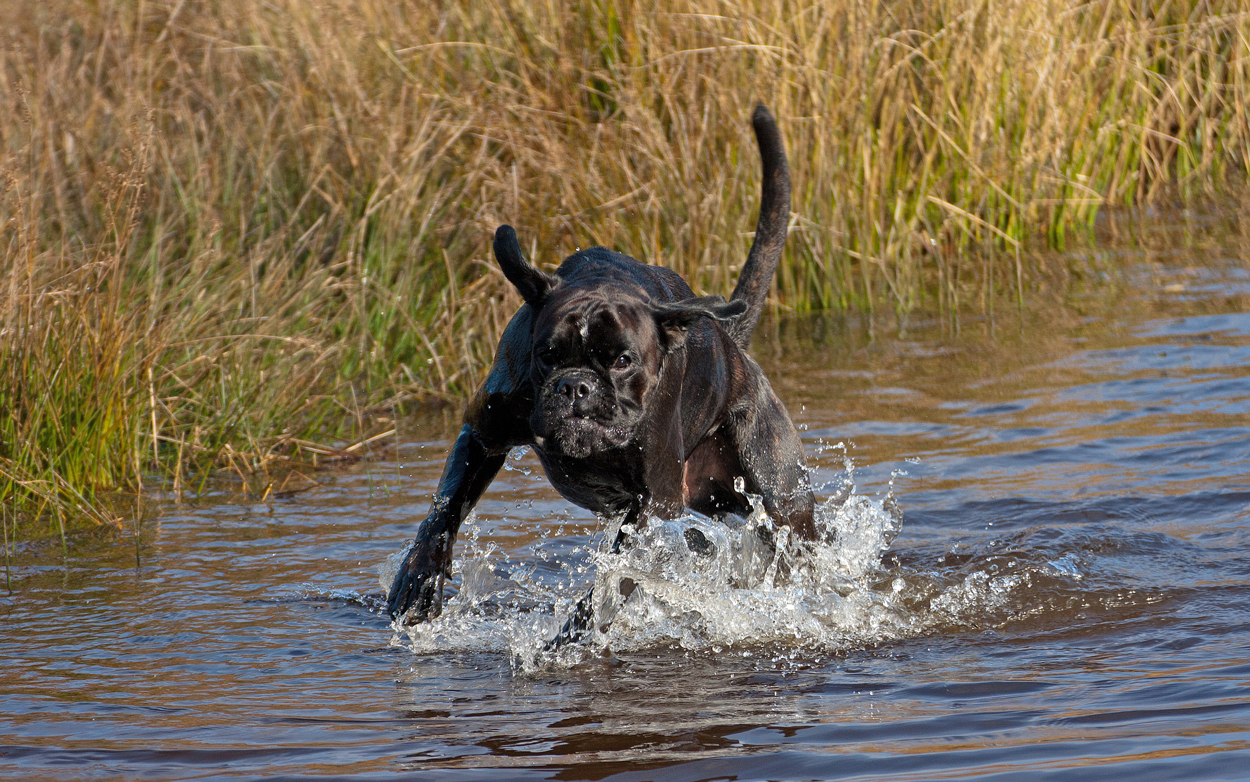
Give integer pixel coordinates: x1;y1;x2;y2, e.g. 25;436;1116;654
2;0;1249;534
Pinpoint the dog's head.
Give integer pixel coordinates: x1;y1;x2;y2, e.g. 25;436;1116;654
494;225;745;458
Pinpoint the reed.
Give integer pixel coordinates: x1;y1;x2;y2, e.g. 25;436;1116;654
2;0;1248;533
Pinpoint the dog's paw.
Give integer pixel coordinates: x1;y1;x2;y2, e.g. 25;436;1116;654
386;534;450;622
683;527;717;556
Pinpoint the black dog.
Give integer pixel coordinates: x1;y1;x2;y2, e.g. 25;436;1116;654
388;105;815;639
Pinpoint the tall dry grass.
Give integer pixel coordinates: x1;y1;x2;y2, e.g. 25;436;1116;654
2;0;1249;533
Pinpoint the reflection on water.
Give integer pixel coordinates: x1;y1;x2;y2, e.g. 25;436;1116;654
3;210;1250;779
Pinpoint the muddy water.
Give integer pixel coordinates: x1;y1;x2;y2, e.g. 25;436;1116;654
4;215;1250;780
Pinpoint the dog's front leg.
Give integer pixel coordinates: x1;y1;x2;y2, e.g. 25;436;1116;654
387;424;507;622
546;504;646;649
546;431;686;648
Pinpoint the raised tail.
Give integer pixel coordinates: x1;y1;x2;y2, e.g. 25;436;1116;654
726;104;791;350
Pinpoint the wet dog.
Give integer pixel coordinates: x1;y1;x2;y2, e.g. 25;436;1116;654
387;105;815;641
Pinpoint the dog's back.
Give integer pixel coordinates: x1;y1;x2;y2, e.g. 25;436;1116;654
554;246;694;304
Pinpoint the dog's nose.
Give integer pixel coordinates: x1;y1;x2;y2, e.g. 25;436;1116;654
558;377;592;401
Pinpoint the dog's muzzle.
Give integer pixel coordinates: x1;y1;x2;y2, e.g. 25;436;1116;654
556;373;599;418
535;369;628;457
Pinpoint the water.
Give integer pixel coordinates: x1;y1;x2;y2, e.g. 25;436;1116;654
4;213;1250;780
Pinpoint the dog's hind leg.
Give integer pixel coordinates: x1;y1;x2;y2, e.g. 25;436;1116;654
727;384;816;541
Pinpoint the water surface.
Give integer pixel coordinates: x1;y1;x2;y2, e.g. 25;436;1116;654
4;212;1250;780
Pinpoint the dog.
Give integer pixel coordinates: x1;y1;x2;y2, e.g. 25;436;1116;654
387;105;815;641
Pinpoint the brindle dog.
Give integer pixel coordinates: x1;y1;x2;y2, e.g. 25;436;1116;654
388;105;815;642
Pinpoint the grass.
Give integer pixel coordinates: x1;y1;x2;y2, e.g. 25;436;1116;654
1;0;1249;536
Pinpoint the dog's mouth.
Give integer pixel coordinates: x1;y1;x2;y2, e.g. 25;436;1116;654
531;370;635;458
541;414;631;458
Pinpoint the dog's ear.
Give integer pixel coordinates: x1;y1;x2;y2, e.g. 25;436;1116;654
494;225;557;308
653;295;748;350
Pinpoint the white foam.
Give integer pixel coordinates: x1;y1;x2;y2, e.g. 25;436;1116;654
387;474;1074;673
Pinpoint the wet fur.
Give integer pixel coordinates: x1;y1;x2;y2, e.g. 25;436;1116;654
387;106;815;638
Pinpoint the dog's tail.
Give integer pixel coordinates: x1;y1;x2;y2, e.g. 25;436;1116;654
726;104;791;350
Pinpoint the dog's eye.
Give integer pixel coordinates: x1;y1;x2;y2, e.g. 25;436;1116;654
536;348;557;367
612;354;632;370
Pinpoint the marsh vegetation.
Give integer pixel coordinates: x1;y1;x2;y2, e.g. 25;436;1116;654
2;0;1248;533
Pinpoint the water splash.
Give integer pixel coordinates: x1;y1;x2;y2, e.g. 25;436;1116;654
382;470;1122;673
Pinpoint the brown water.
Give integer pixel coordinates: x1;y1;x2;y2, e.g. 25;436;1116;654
4;212;1250;780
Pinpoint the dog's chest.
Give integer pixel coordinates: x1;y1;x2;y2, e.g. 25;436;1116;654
533;446;645;515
